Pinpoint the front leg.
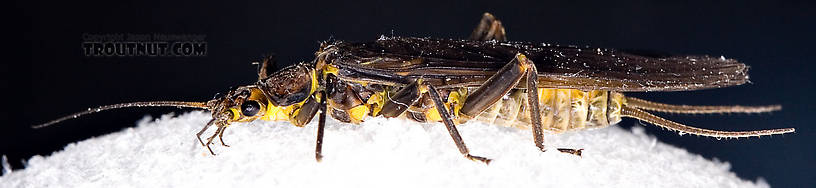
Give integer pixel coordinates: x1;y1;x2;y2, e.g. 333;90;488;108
315;90;328;162
314;76;331;162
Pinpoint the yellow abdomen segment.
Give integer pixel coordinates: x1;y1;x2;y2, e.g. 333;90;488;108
465;89;623;134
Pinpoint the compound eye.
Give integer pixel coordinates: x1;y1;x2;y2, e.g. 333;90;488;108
241;100;261;116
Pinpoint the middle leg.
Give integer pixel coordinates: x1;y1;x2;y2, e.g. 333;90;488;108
425;83;491;164
379;79;490;164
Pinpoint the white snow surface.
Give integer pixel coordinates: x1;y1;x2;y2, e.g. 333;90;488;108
2;111;768;188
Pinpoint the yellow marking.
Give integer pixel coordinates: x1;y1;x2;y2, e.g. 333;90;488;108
314;92;323;103
323;64;339;76
249;89;266;101
348;105;370;123
422;88;466;123
282;104;298;117
538;88;554;103
448;89;467;117
228;68;316;126
359;58;383;65
516;54;530;70
425;93;456;123
260;97;309;122
261;104;291;121
310;69;319;96
517;54;528;61
417;79;428;93
367;91;386;116
229;108;241;122
253;71;316;126
425;106;443;122
229;88;273;124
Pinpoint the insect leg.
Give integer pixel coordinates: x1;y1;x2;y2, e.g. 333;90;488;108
204;125;225;155
469;12;507;41
522;55;583;156
425;83;491;164
256;54;276;80
459;53;582;156
379;78;491;163
196;119;216;155
292;96;321;127
525;58;545;151
380;81;422;118
460;54;527;117
315;88;328;162
218;126;229;147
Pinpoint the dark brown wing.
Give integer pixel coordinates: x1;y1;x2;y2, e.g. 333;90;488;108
325;37;748;92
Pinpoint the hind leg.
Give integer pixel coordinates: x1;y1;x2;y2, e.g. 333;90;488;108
469;12;507;41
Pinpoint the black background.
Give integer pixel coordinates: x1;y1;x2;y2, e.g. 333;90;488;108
6;0;814;186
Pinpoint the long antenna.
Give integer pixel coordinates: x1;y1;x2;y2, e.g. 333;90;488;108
32;101;210;129
621;106;795;138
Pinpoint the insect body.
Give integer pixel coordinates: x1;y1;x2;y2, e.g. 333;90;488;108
35;13;794;164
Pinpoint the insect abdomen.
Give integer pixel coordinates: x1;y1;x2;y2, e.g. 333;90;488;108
333;83;625;134
472;89;624;133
